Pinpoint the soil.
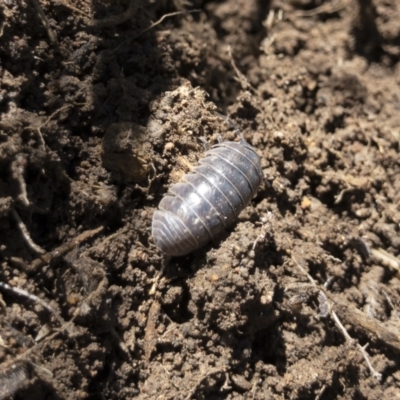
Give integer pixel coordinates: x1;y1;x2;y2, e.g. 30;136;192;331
0;0;400;399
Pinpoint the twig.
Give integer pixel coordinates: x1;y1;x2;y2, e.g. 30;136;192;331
35;104;72;148
331;310;353;342
263;9;276;31
84;226;129;258
30;0;58;45
291;255;315;286
227;45;259;94
220;372;231;392
136;10;201;39
0;281;66;327
250;375;258;400
143;299;161;361
357;343;382;381
327;293;400;353
54;0;90;19
381;289;396;311
10;155;29;208
291;254;385;381
371;247;400;273
21;104;73;149
23;104;73;149
8;257;29;270
0;14;5;38
27;226;104;273
324;277;335;289
0;293;6;311
11;208;45;255
5;319;78;378
315;384;327;400
109;9;201;56
332;311;382;380
295;0;347;17
334;187;354;204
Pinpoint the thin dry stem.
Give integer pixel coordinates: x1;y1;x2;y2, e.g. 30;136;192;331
11;208;45;255
0;281;66;327
291;255;316;286
315;384;327;400
10;155;29;208
27;226;103;273
137;10;201;38
291;254;384;381
331;310;353;342
30;104;73;149
54;0;90;18
227;45;259;95
31;0;58;45
295;0;348;17
357;343;382;381
371;247;400;272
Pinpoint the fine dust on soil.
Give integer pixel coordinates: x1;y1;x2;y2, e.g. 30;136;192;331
0;0;400;399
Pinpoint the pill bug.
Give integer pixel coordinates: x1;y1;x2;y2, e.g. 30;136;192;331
152;134;262;256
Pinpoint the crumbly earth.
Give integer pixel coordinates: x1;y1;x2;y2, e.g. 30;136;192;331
0;0;400;399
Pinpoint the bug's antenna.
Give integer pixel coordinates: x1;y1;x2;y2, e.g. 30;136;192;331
215;112;245;142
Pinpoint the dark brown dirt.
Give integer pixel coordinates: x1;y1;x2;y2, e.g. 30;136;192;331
1;0;400;399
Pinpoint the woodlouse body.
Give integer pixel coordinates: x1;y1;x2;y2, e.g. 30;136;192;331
152;139;262;256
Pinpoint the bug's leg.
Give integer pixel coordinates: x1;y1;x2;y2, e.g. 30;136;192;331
199;137;210;151
215;112;245;142
217;133;223;143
